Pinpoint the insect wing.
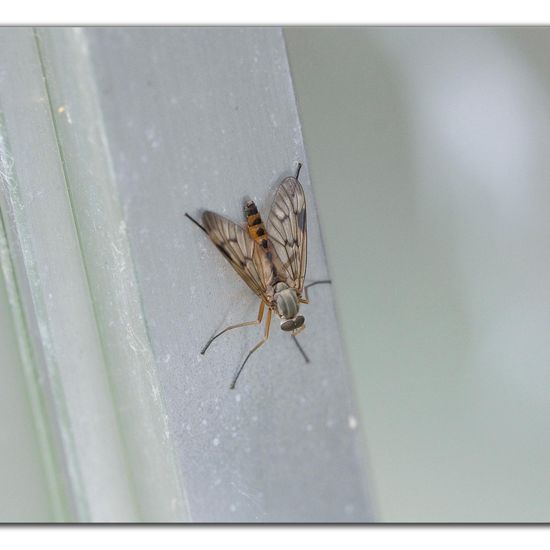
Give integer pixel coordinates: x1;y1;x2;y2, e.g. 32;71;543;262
202;211;269;302
267;176;308;292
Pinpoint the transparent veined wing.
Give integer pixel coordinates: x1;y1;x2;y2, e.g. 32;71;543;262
267;176;308;292
202;211;270;303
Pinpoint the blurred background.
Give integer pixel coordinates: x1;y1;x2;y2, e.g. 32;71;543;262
285;27;550;521
2;27;550;522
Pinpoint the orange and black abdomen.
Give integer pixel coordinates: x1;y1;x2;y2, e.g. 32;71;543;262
245;201;269;250
245;200;287;287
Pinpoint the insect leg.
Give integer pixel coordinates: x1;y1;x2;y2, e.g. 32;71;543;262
291;334;310;363
300;279;332;304
230;309;272;389
184;212;207;234
201;302;265;355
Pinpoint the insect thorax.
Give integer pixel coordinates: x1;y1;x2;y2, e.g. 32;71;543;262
273;282;299;320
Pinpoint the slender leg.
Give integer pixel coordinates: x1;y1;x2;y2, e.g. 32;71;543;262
201;302;265;355
299;279;332;304
291;334;310;363
184;212;207;234
230;309;272;389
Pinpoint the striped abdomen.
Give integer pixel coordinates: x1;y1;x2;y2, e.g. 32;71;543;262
244;200;287;291
244;201;269;250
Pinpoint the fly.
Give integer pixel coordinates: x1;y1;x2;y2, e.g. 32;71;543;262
185;163;330;388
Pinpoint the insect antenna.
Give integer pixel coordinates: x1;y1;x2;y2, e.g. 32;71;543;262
295;162;303;179
184;212;207;234
291;334;310;364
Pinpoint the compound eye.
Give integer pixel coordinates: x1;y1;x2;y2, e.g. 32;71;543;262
280;319;295;331
294;315;305;329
